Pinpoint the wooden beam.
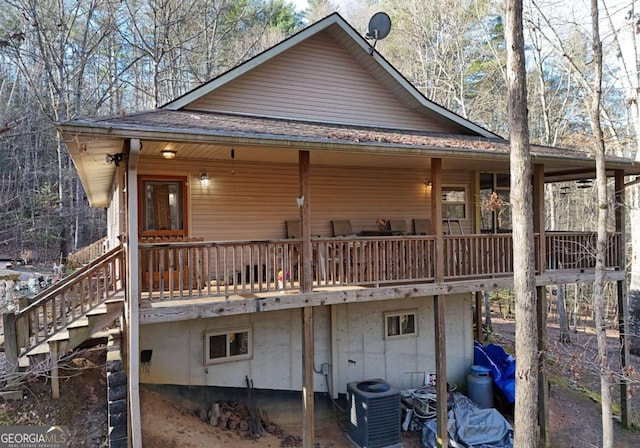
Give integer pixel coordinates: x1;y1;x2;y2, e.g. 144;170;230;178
434;294;447;448
615;170;631;428
302;306;314;448
330;305;339;399
2;312;18;375
50;341;60;399
431;159;444;283
474;291;483;341
139;270;626;324
537;286;549;447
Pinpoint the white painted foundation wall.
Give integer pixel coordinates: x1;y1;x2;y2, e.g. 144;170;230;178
139;294;473;393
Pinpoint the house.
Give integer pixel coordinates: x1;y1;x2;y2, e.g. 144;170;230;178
8;12;637;447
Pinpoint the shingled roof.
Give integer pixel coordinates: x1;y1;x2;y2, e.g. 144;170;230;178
67;109;635;166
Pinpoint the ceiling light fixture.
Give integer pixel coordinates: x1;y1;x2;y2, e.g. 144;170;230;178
161;149;177;159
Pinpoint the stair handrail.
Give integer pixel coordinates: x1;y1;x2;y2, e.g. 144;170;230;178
14;245;125;356
17;245;124;316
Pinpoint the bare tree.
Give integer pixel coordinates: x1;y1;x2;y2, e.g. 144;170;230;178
612;1;640;358
505;0;538;445
589;0;614;445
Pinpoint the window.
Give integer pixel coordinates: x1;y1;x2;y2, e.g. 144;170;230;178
479;173;511;233
385;310;417;339
442;186;466;219
204;328;251;364
139;176;187;237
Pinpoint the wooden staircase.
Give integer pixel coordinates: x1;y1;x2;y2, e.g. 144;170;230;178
4;246;126;397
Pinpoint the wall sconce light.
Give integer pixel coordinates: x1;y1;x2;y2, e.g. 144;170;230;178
105;153;125;167
200;172;210;187
161;149;177;159
425;179;432;187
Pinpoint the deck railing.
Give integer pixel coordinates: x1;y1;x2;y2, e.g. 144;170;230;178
138;232;622;301
14;246;125;355
545;232;621;270
66;236;108;269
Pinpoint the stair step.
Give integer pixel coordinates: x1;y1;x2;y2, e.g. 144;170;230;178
67;317;89;329
49;330;71;342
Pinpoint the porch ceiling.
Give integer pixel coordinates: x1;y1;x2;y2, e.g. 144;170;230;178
59;110;640;207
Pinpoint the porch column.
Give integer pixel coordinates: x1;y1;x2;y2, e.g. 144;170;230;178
299;150;315;448
533;164;546;273
434;294;448;448
533;164;549;446
615;170;631;428
431;158;444;282
299;151;312;293
127;139;142;447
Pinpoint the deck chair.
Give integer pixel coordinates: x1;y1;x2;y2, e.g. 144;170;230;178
389;220;408;236
331;219;355;237
413;219;432;235
286;220;301;239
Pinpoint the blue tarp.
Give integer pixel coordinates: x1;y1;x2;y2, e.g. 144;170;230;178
473;342;516;404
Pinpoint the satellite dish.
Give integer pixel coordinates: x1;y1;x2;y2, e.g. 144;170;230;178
365;12;391;54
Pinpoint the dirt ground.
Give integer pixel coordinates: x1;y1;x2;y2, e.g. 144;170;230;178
1;318;639;447
490;317;640;448
140;318;640;448
0;345;108;447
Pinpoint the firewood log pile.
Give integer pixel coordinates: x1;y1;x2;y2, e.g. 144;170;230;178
197;400;284;440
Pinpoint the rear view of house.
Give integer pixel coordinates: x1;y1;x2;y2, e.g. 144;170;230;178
27;12;638;447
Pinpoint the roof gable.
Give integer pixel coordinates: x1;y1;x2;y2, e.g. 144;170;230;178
162;13;498;138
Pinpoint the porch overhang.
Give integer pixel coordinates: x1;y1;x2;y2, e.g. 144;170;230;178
58;110;640;208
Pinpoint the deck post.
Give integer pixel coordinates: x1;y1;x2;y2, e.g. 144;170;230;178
299;150;315;448
533;164;549;446
3;312;18;375
615;170;631;427
536;286;549;446
434;294;447;448
302;306;314;448
50;340;60;399
474;291;483;341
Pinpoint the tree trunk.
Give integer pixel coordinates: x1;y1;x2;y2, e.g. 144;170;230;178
589;1;613;446
505;0;538;445
626;1;640;358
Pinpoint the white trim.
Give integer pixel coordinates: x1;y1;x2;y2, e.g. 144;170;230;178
127;139;142;448
204;327;252;365
384;309;418;340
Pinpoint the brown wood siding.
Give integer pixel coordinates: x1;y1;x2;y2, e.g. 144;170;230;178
187;31;449;132
138;158;473;240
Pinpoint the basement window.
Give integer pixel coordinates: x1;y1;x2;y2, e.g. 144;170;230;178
204;328;252;364
385;310;417;339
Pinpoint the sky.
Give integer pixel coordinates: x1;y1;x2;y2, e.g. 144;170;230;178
290;0;309;13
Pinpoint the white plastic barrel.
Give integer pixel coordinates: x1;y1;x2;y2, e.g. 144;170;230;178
467;365;494;408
